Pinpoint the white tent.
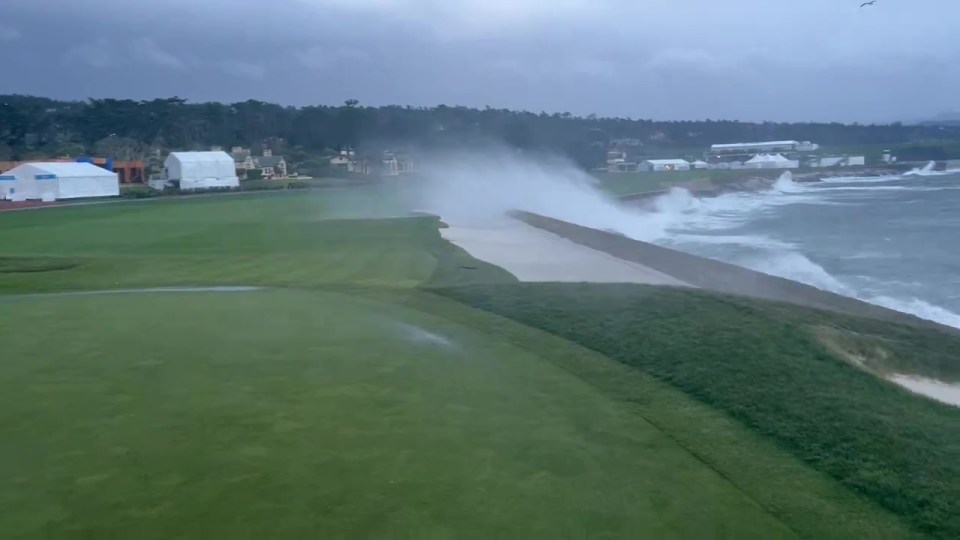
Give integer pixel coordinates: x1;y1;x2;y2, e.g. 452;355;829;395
0;174;15;200
691;160;709;169
4;162;120;200
744;153;799;170
164;151;239;190
643;159;691;172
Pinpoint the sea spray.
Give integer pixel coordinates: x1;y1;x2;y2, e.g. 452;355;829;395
411;148;674;241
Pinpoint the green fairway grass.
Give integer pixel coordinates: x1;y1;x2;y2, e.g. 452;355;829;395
0;190;512;293
1;192;953;538
438;283;960;538
2;289;796;538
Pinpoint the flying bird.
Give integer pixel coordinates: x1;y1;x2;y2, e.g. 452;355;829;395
860;0;877;7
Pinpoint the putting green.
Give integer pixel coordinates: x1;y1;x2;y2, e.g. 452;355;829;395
0;289;791;538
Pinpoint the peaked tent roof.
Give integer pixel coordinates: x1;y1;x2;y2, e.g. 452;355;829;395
10;162;116;177
645;159;690;165
168;151;234;163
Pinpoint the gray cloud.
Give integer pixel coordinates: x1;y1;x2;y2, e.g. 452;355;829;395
1;0;958;122
0;24;21;41
220;60;267;80
130;38;186;69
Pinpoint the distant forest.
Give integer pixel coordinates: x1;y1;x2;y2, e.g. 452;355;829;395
3;94;960;169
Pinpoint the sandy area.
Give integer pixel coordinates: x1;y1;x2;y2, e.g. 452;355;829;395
440;218;691;286
889;375;960;407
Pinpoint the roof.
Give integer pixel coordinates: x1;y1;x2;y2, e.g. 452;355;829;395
745;153;794;163
168;151;234;163
645;159;690;165
711;141;799;150
7;162;116;177
258;156;285;167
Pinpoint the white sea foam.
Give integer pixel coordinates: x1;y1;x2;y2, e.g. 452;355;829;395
818;174;903;184
868;296;960;329
904;161;937;176
730;251;960;328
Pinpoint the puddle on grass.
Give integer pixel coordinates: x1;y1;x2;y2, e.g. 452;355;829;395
1;286;262;300
392;322;456;348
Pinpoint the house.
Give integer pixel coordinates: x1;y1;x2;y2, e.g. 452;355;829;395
230;147;256;171
2;162;119;201
643;159;691;172
381;151;414;177
164;151;239;190
329;149;369;173
257;149;288;179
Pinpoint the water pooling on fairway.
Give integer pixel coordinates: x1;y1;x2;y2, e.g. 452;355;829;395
392;322;456;348
1;286;262;300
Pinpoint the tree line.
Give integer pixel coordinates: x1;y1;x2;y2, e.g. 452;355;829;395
3;94;959;169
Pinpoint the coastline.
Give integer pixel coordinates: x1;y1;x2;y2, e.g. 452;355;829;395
510;210;957;334
615;163;917;203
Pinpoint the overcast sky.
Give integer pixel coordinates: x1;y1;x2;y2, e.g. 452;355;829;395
1;0;957;122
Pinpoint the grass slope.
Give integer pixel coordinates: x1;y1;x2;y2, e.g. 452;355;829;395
1;289;791;538
438;283;960;538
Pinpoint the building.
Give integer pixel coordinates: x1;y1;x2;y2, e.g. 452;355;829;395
810;156;866;168
606;151;640;173
381;152;414;176
707;140;819;164
164;151;239;190
257;150;288;179
230;147;256;171
1;162;119;201
643;159;691;172
2;157;143;184
710;140;819;154
743;153;799;169
0;174;16;200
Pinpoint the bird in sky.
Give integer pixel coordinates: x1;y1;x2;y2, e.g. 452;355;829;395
860;0;877;7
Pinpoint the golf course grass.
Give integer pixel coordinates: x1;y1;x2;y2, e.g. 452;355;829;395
1;189;956;538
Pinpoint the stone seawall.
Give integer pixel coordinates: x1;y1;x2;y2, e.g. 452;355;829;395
512;210;954;332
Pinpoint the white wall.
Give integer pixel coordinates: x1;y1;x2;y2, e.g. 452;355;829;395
57;175;120;199
165;152;240;190
0;175;16;199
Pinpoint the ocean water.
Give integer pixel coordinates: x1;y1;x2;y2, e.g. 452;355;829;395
638;167;960;328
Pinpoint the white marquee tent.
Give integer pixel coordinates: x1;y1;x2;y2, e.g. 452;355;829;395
164;151;239;190
643;159;691;172
744;153;799;170
3;162;120;201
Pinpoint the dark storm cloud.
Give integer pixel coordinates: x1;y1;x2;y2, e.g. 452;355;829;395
1;0;958;122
